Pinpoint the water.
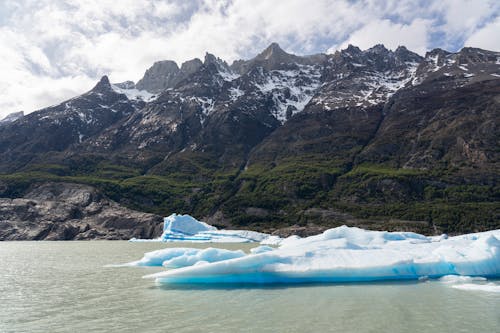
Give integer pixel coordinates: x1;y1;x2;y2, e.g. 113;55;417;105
0;242;498;333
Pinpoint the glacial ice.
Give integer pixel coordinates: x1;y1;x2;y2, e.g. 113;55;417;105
142;226;500;285
123;247;245;268
130;214;274;243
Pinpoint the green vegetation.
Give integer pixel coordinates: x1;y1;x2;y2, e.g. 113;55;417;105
0;155;498;235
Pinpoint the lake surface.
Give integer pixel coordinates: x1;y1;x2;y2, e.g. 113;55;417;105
1;241;498;333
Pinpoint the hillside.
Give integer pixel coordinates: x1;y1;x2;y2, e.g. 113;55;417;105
0;43;499;239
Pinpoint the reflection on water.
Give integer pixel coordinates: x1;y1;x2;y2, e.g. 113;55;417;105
1;241;498;333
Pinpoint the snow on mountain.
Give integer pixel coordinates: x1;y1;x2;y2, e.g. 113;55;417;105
0;111;24;124
253;65;322;123
111;82;157;102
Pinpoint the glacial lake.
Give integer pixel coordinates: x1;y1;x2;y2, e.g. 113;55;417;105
1;241;498;333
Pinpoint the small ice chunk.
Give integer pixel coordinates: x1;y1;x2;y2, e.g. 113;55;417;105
439;275;487;283
452;283;500;293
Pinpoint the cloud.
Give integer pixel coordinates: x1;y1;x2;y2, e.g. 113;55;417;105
464;17;500;51
0;0;499;119
330;18;431;55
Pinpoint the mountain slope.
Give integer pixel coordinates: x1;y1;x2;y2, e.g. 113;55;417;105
0;43;499;239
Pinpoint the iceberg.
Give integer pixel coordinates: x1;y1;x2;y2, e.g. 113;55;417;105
143;226;500;285
131;213;276;243
121;247;246;268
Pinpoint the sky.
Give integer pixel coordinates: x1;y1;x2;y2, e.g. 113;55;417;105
0;0;499;119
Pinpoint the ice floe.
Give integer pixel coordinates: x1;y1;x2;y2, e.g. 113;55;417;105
438;275;500;293
141;225;500;285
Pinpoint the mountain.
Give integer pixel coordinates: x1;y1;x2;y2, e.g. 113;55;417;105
0;43;499;240
0;111;24;125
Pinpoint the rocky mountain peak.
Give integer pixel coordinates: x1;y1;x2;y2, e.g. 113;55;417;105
231;42;310;74
204;52;230;70
91;75;113;93
342;44;363;56
456;47;500;65
135;60;180;93
180;58;203;74
424;48;451;61
256;42;288;60
367;44;389;54
0;111;24;124
394;46;423;63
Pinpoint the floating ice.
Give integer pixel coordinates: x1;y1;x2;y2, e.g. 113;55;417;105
439;275;500;293
131;214;276;243
451;283;500;293
439;275;487;283
122;247;245;268
143;226;500;285
163;214;216;235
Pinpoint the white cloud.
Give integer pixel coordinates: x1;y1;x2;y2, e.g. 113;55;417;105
331;18;431;55
0;0;499;119
464;17;500;51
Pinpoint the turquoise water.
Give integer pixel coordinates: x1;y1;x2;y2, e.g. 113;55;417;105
0;241;498;333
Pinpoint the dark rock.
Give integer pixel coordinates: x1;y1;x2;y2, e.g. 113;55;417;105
0;182;163;240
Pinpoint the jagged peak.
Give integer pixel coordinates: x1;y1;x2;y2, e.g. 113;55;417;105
425;48;451;58
367;44;389;53
346;44;362;52
256;42;291;60
180;58;203;73
204;52;220;65
204;52;232;75
91;75;112;92
394;46;423;62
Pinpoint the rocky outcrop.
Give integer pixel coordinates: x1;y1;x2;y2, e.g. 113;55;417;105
135;58;203;93
0;182;163;240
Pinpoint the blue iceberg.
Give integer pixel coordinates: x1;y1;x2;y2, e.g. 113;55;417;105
131;213;275;243
143;226;500;285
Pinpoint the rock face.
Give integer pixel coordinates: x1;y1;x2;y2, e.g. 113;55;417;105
135;58;203;93
0;183;163;240
0;43;499;238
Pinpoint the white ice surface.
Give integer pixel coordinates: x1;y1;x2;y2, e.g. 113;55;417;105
439;275;500;293
121;247;245;268
143;226;500;284
451;283;500;293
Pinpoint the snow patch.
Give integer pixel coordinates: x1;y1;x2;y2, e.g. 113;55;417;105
254;65;321;123
111;84;157;102
229;87;245;101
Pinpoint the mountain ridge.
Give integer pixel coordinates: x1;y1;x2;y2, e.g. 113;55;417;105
0;43;498;239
